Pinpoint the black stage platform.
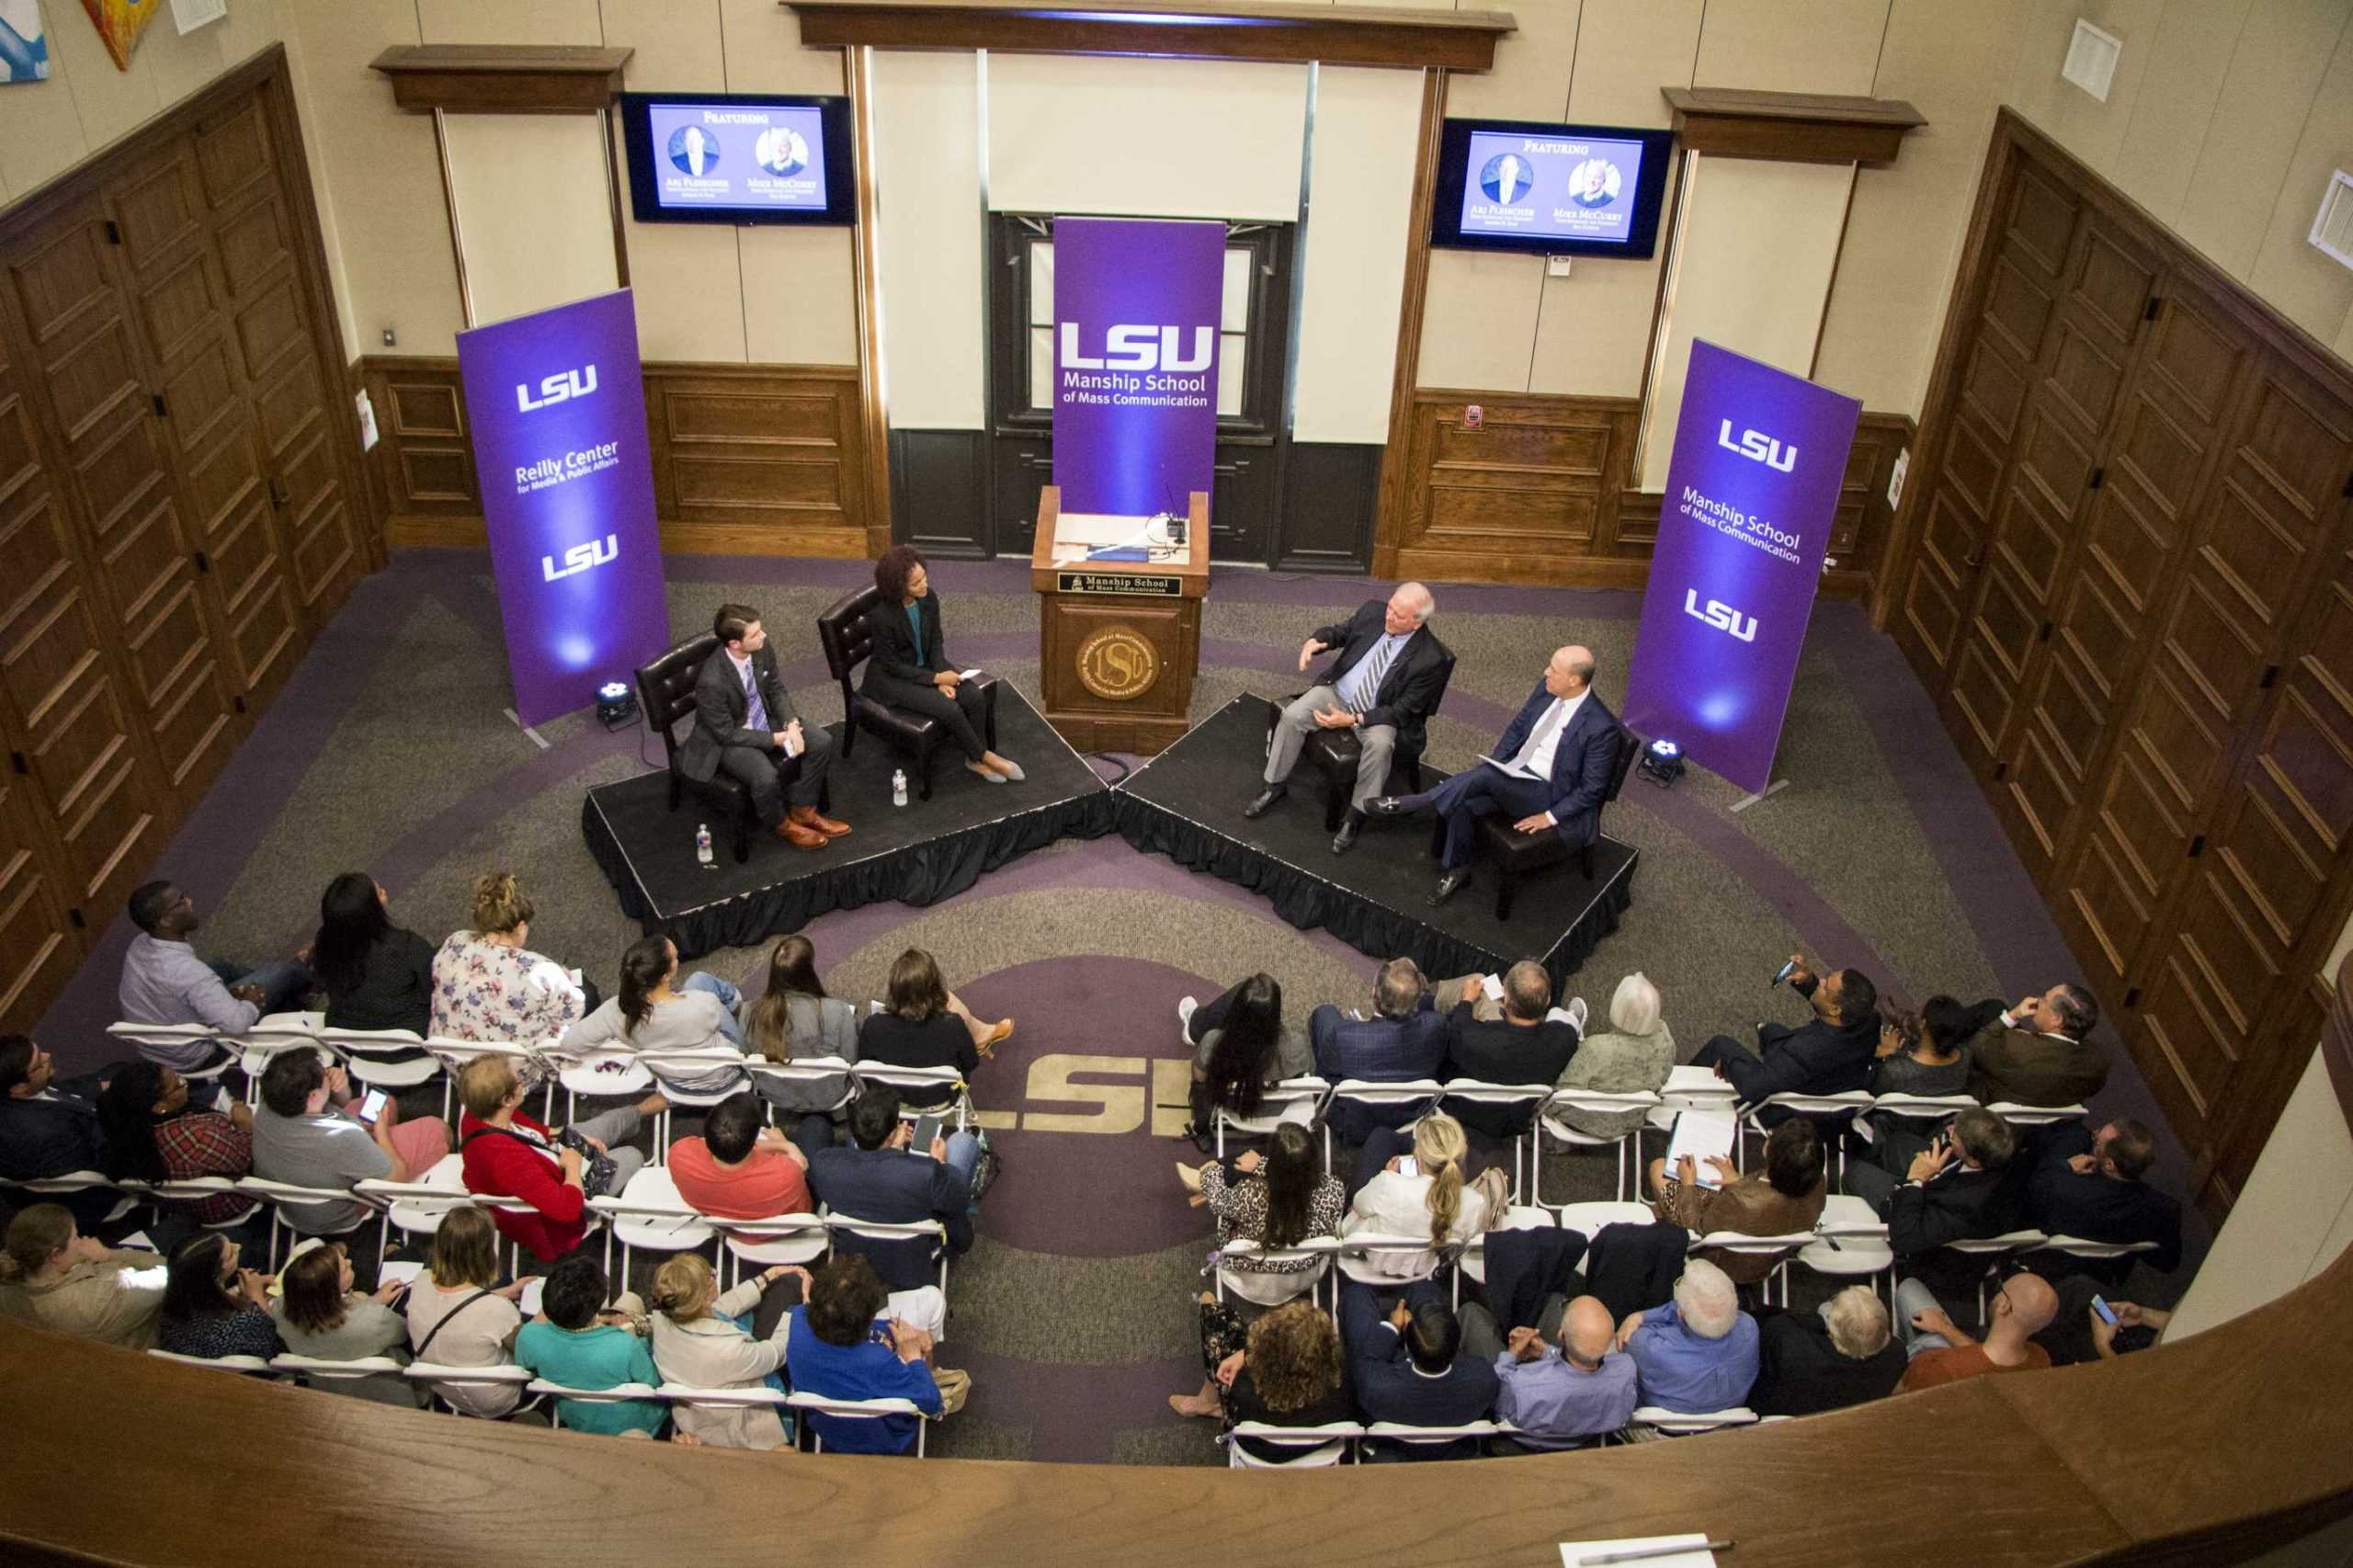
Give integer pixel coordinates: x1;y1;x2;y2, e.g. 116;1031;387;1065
1111;694;1636;990
584;687;1114;960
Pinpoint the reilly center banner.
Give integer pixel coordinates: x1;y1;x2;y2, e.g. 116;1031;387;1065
1621;340;1861;795
1050;216;1222;517
456;290;668;727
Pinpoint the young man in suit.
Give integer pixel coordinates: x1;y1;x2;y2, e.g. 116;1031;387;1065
801;1086;978;1291
677;601;851;850
1368;644;1620;907
1340;1278;1499;1459
0;1036;114;1227
1253;582;1449;856
1690;952;1881;1108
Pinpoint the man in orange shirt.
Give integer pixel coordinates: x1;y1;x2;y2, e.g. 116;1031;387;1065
1895;1270;2058;1392
668;1091;815;1219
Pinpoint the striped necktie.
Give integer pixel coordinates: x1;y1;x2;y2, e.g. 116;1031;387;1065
1343;637;1399;715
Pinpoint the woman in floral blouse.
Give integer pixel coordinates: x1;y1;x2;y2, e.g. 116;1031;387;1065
1177;1120;1344;1306
429;871;596;1044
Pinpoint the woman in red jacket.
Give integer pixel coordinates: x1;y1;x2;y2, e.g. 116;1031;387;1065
455;1056;663;1260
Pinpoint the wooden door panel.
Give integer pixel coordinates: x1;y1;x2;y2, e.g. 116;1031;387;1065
233;278;304;383
1979;256;2058;367
288;495;356;610
2002;161;2078;275
2043;321;2133;435
2004;714;2079;866
6;213;116;347
135;247;221;370
2068;226;2161;341
195;98;275;210
108;150;206;274
147;645;235;798
0;835;80;1032
215;195;290;299
2062;822;2158;989
40;312;142;446
2138;935;2237;1129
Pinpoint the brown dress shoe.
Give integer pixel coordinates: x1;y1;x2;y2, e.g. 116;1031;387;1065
790;803;853;837
775;816;827;849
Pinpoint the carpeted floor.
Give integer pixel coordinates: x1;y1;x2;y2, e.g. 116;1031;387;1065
34;549;2211;1464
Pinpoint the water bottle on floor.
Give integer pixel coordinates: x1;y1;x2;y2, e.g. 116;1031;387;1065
695;822;715;869
892;769;908;808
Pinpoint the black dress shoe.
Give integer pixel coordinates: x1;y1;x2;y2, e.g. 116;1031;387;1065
1244;785;1288;819
1331;812;1363;856
1427;869;1472;906
1364;795;1409;818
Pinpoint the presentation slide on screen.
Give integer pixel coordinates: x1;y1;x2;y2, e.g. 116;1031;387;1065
645;102;827;212
1458;130;1645;243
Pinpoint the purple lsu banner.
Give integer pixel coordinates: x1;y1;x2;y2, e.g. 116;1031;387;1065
1621;340;1860;794
456;290;668;727
1050;216;1222;516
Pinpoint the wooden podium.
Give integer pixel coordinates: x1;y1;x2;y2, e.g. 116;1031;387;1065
1029;485;1210;755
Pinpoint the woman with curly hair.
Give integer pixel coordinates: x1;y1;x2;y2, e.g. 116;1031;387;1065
1169;1298;1351;1460
860;544;1023;785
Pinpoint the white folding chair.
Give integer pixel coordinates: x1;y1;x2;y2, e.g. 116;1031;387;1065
1211;1235;1340;1309
1215;1076;1330;1157
1361;1418;1503;1460
356;1152;494;1256
1332;1232;1451;1290
656;1381;793;1430
404;1360;539;1417
1689;1229;1817;1307
824;1213;950;1295
148;1348;274;1375
1796;1194;1895;1306
1;1169;144;1225
149;1176;262;1232
785;1392;935;1456
710;1211;832;1290
1437;1081;1555;1201
1320;1080;1446;1170
850;1063;972;1130
107;1022;239;1089
318;1028;446;1118
1533;1088;1664;1205
1737;1091;1875;1187
1937;1228;2052;1324
1552;1199;1658;1244
1454;1204;1559;1308
2038;1234;2161;1270
551;1048;657;1124
268;1353;413;1396
1867;1092;1981;1122
1984;1100;2090;1129
1621;1405;1757;1438
235;1176;387;1269
527;1378;663;1433
588;1164;718;1283
745;1058;859;1119
232;1017;328;1106
1222;1420;1365;1468
639;1046;755;1155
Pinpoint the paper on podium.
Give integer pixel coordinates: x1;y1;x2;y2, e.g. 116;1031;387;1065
1053;511;1151;547
1560;1536;1718;1567
1664;1110;1738;1188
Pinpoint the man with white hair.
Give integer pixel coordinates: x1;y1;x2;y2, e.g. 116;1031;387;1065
1251;583;1449;857
1615;1257;1757;1414
1748;1285;1906;1415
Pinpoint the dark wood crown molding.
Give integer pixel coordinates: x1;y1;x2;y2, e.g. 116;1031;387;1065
785;1;1513;71
1663;86;1925;165
369;45;634;113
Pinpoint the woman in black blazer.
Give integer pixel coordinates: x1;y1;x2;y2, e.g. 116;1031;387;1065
862;545;1024;784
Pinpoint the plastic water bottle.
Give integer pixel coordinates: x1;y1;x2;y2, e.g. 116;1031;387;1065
892;769;908;808
695;823;715;869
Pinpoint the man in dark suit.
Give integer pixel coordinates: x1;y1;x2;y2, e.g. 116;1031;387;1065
1368;644;1620;907
1439;960;1580;1142
1252;583;1450;857
1311;958;1448;1145
1340;1278;1499;1460
2024;1119;2181;1279
1689;953;1881;1108
801;1087;976;1290
0;1036;116;1229
1961;983;2109;1109
677;601;850;851
1847;1108;2024;1256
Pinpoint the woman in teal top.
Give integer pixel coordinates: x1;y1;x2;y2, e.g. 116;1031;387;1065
861;544;1025;786
513;1255;665;1436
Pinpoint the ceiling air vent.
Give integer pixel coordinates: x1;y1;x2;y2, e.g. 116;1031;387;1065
2311;170;2353;271
2062;19;2122;102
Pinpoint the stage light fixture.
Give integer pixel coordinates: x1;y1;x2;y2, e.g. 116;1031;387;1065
1639;735;1684;789
597;679;638;730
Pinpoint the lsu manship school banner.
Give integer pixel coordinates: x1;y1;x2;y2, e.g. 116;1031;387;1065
456;290;668;727
1050;217;1222;517
1621;339;1860;794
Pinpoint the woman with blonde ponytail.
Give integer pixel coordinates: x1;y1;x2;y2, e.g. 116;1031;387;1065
0;1203;167;1348
1340;1112;1506;1278
646;1253;802;1450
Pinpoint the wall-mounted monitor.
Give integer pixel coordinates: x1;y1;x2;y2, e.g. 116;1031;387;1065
619;92;856;225
1429;119;1676;259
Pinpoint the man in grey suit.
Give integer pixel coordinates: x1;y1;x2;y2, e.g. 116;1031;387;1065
678;602;851;850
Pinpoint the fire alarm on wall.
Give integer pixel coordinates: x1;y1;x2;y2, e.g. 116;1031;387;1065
1465;404;1483;428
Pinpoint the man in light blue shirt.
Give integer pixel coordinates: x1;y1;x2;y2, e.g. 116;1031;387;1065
117;880;311;1071
1461;1291;1638;1448
1620;1258;1758;1414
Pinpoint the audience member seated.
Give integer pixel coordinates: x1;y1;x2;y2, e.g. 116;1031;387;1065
1550;971;1675;1141
2025;1119;2182;1278
1847;1106;2023;1256
649;1254;801;1450
1457;1292;1637;1449
272;1238;412;1403
1176;1122;1344;1305
2088;1298;2170;1360
740;936;860;1118
1312;957;1447;1145
118;879;311;1065
1618;1257;1757;1414
313;872;436;1040
0;1203;165;1348
455;1056;658;1262
863;545;1026;786
668;1090;814;1220
404;1204;529;1418
1869;999;1972;1097
1963;983;2108;1108
1341;1112;1506;1280
429;871;595;1044
1170;1295;1352;1454
1689;952;1880;1112
856;948;1009;1109
96;1061;254;1228
0;1036;114;1228
803;1085;979;1291
786;1253;957;1454
1438;960;1581;1142
1177;972;1315;1143
1895;1268;2057;1392
252;1048;449;1235
563;936;745;1101
157;1233;281;1360
1339;1278;1499;1458
1748;1287;1906;1416
1647;1118;1828;1286
514;1254;662;1437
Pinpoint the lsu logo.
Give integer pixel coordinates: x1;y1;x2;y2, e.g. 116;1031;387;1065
542;534;617;583
1717;417;1797;472
517;365;598;413
1684;588;1758;643
1058;324;1214;373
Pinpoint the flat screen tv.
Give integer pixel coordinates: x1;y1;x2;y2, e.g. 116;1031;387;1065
1429;118;1675;259
619;92;855;225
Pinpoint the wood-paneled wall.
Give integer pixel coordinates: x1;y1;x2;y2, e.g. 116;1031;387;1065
364;358;872;557
0;47;371;1032
1376;388;1910;597
1883;109;2353;1211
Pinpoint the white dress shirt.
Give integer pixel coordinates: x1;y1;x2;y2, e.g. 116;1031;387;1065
1507;687;1589;826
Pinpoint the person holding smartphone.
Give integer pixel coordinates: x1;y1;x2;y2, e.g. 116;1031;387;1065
250;1048;449;1238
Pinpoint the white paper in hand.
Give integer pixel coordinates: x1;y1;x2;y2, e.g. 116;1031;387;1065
520;1277;546;1318
959;668;983;680
379;1261;424;1288
1482;973;1506;1002
1664;1111;1738;1189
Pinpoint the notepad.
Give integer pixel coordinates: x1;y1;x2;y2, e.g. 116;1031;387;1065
520;1277;545;1318
1477;753;1541;778
1663;1110;1738;1189
960;668;983;680
1483;973;1506;1002
379;1261;423;1289
1560;1535;1719;1567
